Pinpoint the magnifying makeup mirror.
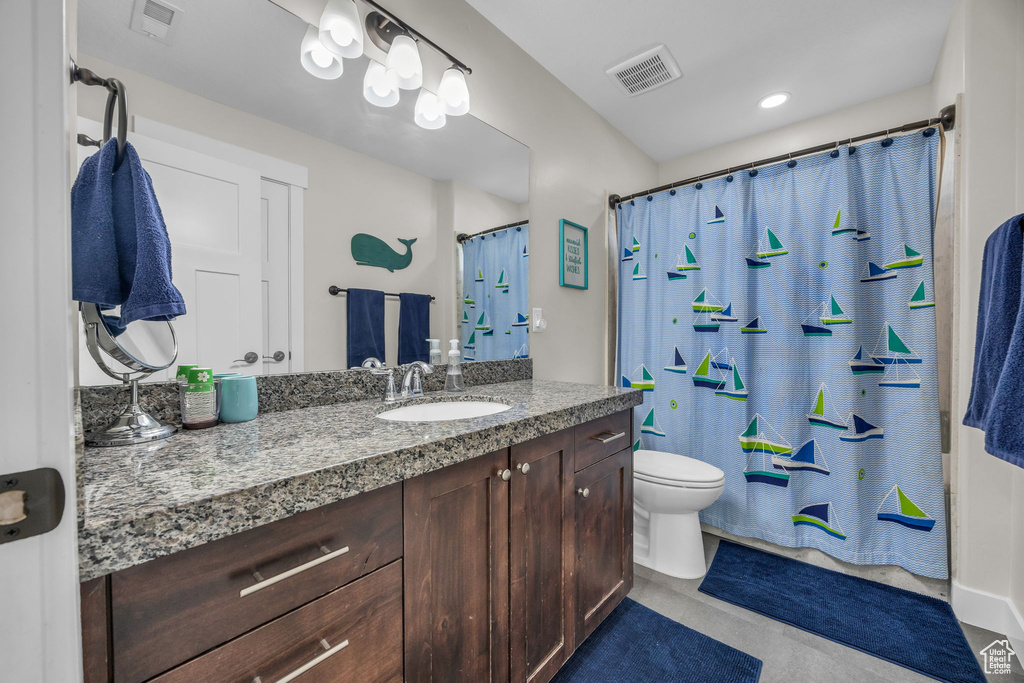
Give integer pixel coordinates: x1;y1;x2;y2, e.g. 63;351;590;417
81;302;179;446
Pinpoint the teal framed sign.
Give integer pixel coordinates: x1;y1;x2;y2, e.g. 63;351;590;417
559;219;588;289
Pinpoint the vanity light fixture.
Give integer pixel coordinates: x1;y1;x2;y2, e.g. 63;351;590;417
413;89;446;130
437;66;470;116
318;0;364;59
363;60;400;107
386;34;423;90
758;91;790;109
300;24;343;79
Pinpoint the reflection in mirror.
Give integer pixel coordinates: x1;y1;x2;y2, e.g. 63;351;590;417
75;0;529;385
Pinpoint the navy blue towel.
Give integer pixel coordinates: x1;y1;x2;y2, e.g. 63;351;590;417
398;293;431;365
964;213;1024;469
346;288;386;368
71;139;185;333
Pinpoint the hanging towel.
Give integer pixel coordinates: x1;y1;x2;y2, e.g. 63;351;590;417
71;139;186;333
398;293;431;365
964;213;1024;469
346;288;386;368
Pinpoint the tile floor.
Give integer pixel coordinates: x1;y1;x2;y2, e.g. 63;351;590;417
629;534;1024;682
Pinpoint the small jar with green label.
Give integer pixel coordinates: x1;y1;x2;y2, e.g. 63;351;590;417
179;367;218;429
175;364;198;385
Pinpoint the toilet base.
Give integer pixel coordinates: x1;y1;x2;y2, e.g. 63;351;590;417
634;507;708;579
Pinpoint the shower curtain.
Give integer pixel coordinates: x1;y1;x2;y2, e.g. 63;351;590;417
617;130;947;579
461;225;530;361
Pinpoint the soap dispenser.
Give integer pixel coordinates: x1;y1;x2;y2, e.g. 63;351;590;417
445;339;465;392
427;339;442;365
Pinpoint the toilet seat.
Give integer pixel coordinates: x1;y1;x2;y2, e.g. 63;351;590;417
634;450;725;489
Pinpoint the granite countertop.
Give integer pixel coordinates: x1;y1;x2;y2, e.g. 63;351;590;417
78;380;643;580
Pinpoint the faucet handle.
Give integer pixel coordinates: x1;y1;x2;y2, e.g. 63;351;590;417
371;367;398;402
361;357;384;369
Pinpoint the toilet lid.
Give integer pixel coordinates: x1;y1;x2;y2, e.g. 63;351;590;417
634;450;724;484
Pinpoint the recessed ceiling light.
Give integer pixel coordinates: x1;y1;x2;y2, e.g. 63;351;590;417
758;92;790;109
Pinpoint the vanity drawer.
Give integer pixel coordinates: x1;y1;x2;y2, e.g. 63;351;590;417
574;410;631;471
111;483;402;683
152;560;404;683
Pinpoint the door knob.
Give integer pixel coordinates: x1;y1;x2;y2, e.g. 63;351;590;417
577;487;590;498
498;469;511;481
517;462;530;475
264;351;286;362
235;352;259;364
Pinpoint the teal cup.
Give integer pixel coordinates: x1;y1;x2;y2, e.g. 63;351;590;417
218;375;258;423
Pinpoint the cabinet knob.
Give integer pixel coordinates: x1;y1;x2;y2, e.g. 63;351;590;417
577;487;590;498
264;351;286;362
235;352;259;364
498;469;511;481
517;462;530;475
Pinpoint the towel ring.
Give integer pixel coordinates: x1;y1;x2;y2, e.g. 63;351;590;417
70;60;128;170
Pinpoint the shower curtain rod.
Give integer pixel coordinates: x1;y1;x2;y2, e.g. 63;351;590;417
609;104;956;209
456;219;528;243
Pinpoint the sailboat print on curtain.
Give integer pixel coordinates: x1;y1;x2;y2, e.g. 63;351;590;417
879;359;922;388
692;289;723;312
807;384;849;430
741;316;767;334
738;414;792;454
621;246;634;262
465;331;476;350
676;244;701;271
746;251;771;269
831;209;856;236
640;408;666;437
664;347;687;374
622;364;655;391
495;269;509;291
756;227;789;258
711;348;732;371
691;351;726;389
714;361;748;400
463;310;470;325
793;503;847;540
885;243;924;270
475;312;491;330
666;270;687;282
512;344;528;359
632;263;647;281
909;281;935;309
860;261;896;283
819;296;852;325
871;325;922;364
839;414;884;442
876;485;936;531
464;296;476;308
523;244;529;258
773;439;830;475
853;227;872;241
801;302;833;337
512;313;529;327
474;268;484;282
707;205;725;224
711;304;738;323
849;346;885;374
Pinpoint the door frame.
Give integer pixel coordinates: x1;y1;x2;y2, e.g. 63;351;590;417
132;116;307;372
0;0;82;679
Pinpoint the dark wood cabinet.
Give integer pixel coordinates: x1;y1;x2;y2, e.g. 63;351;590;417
510;429;575;683
404;449;510;683
80;576;110;683
574;448;633;642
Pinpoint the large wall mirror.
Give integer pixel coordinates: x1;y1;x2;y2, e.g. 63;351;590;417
75;0;529;385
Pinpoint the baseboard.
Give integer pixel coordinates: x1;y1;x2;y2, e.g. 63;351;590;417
951;580;1024;654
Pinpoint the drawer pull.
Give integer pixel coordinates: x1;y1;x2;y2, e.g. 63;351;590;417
591;431;626;444
257;638;349;683
240;545;350;598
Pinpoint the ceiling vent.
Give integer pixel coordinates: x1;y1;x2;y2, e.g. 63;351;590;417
130;0;182;45
606;45;682;97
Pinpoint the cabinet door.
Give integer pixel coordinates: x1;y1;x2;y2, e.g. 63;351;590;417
405;450;511;683
510;429;575;683
575;449;633;642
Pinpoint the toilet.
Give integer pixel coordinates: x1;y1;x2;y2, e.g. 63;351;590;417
633;450;725;580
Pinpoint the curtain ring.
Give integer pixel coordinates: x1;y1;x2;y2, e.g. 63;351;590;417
787;152;797;168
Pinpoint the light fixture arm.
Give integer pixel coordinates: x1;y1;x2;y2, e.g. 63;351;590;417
360;0;472;74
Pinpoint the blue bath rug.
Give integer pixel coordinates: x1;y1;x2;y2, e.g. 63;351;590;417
551;597;762;683
699;540;985;683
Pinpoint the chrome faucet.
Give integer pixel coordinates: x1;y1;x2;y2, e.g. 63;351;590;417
361;357;384;369
371;367;398;403
401;361;433;399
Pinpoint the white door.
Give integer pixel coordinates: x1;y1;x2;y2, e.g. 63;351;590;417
261;179;292;374
0;1;82;680
76;122;264;383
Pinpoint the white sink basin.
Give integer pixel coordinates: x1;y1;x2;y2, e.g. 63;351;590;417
376;400;511;422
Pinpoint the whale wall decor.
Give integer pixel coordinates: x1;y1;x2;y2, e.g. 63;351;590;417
351;234;417;272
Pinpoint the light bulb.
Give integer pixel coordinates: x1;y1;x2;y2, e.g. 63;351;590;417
300;25;343;80
758;92;790;109
414;89;446;130
386;34;423;90
437;67;470;116
363;60;400;107
318;0;363;59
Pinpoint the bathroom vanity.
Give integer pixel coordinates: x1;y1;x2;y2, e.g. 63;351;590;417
77;374;641;682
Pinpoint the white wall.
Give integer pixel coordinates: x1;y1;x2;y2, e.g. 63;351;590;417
76;55;458;371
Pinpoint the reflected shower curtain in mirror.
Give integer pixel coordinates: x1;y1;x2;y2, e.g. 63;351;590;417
461;226;530;361
617;130;947;578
